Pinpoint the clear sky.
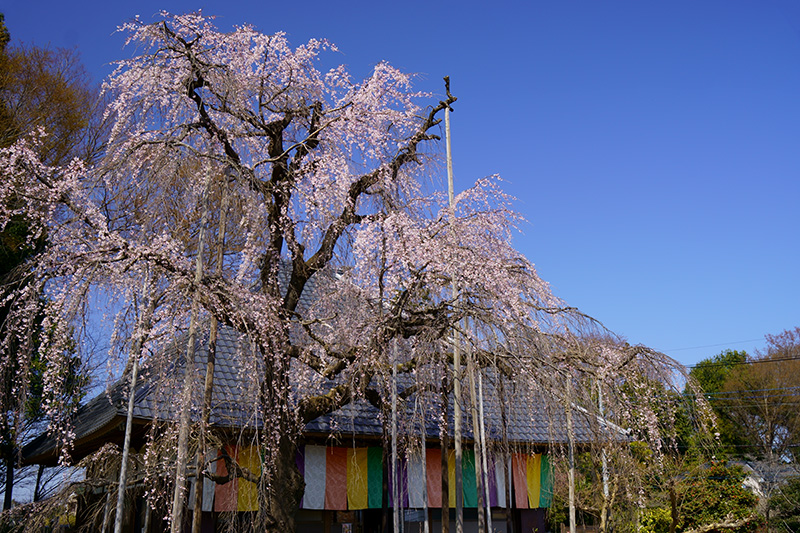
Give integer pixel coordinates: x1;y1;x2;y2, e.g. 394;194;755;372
1;0;798;367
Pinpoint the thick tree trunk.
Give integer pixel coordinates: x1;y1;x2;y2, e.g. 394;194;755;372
441;375;450;533
261;435;304;532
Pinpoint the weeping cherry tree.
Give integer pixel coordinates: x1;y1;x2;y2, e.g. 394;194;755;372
0;12;702;532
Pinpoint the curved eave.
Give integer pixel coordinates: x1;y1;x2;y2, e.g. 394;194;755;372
21;415;151;467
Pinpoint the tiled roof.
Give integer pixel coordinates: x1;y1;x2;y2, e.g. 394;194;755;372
23;266;621;463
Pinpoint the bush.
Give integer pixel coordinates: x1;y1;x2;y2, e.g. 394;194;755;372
680;463;761;533
769;476;800;533
639;507;671;533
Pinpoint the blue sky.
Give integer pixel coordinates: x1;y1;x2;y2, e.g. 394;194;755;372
1;0;798;367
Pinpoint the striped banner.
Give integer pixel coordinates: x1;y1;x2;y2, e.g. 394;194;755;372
213;445;262;512
188;450;217;512
214;445;238;512
206;445;553;512
347;447;369;509
511;452;551;509
425;448;442;508
237;446;261;512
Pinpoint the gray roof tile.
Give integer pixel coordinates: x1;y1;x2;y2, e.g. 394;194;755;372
24;266;619;463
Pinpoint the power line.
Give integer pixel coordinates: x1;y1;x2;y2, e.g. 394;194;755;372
686;354;800;370
676;442;800;449
686;385;800;398
666;338;764;352
703;400;800;408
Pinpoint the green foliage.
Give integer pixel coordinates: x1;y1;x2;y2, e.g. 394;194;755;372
769;476;800;533
679;463;760;533
691;350;748;395
547;492;567;531
639;507;671;533
630;440;654;463
689;350;750;457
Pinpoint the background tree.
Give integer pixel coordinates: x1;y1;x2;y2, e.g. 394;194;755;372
689;349;749;456
718;331;800;462
768;475;800;533
685;331;800;532
0;17;101;165
0;13;96;510
716;331;800;530
544;338;708;533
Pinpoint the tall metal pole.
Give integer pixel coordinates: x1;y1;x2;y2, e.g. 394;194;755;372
566;376;576;533
478;371;493;533
445;84;464;533
392;340;400;533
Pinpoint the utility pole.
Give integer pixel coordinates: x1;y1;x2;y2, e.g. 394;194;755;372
444;76;464;533
566;375;576;533
392;340;401;533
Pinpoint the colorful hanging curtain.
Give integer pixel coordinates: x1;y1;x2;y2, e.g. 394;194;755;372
301;445;326;509
213;445;262;512
214;445;238;512
300;446;386;510
406;449;427;508
188;450;217;512
237;446;261;512
367;447;383;508
209;445;552;512
511;452;551;509
346;447;369;509
425;448;442;508
487;454;507;508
